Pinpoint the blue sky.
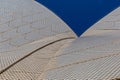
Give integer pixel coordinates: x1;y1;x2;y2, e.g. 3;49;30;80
36;0;120;36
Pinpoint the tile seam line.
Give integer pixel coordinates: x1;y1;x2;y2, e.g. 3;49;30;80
0;37;75;75
37;39;73;79
0;31;71;53
48;51;120;71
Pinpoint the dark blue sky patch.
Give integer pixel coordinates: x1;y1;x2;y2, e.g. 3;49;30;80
36;0;120;36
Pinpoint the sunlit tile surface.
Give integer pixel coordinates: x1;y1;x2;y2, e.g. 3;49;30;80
0;0;120;80
0;0;75;53
0;0;76;80
45;7;120;80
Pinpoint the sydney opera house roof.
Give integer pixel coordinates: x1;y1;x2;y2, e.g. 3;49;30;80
0;0;120;80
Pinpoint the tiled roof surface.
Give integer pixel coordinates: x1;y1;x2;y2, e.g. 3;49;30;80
0;0;120;80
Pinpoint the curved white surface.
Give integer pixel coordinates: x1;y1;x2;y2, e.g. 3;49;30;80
45;7;120;80
0;0;120;80
0;0;76;79
0;0;76;53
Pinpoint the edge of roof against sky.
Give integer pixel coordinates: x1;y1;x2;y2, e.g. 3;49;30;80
35;0;120;36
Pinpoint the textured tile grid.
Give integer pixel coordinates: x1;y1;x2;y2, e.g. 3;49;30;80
45;7;120;80
0;0;76;80
0;39;74;80
0;0;74;53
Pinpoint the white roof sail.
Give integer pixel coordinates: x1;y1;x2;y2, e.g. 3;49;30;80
0;0;120;80
0;0;76;79
0;0;76;53
45;7;120;80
